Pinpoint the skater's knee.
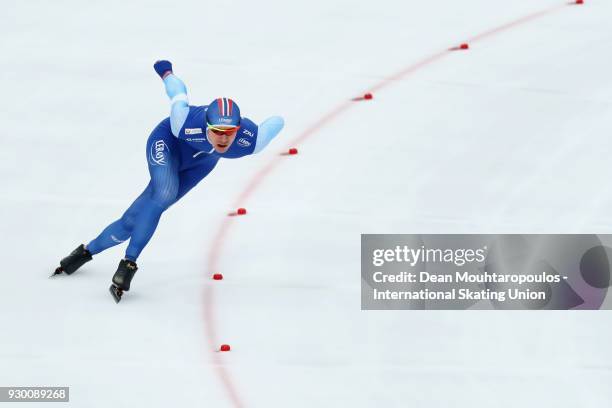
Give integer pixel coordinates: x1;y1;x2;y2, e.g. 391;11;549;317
121;213;137;231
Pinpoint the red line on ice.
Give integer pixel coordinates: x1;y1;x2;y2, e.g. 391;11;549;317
203;3;570;407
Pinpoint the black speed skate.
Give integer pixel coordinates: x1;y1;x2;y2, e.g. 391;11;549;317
109;259;138;303
52;244;92;277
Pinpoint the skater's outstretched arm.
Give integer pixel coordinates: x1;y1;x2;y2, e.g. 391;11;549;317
154;60;189;137
253;116;284;154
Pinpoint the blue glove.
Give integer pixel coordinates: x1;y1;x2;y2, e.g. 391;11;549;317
154;60;173;79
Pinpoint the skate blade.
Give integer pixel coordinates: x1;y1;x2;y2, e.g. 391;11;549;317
49;267;64;278
109;284;123;303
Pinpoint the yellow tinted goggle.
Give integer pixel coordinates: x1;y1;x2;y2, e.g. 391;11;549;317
207;123;240;132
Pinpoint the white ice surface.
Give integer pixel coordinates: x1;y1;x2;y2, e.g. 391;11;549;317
2;0;612;407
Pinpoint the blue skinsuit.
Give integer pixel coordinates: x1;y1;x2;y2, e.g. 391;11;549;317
86;75;284;261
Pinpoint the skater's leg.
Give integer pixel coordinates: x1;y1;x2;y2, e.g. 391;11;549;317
124;132;180;261
86;155;214;258
86;183;151;255
121;153;218;261
176;157;220;201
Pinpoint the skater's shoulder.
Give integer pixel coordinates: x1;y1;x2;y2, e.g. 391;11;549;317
188;104;208;115
238;117;258;137
181;105;207;125
232;117;258;150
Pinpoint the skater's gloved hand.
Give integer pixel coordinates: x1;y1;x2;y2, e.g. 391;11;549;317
154;60;173;79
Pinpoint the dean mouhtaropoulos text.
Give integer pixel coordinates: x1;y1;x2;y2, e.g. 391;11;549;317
372;271;564;285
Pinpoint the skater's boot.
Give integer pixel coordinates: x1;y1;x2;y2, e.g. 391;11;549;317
109;259;138;303
53;244;92;276
112;259;138;291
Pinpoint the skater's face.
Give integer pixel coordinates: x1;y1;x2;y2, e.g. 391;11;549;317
207;126;240;153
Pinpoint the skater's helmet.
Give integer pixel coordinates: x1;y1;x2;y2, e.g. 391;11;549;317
206;97;241;128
